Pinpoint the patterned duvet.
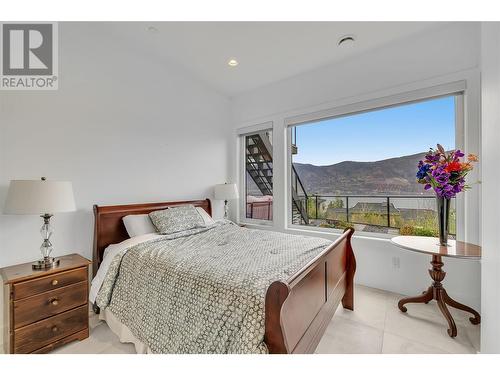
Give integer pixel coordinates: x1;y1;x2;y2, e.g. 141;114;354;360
95;221;331;354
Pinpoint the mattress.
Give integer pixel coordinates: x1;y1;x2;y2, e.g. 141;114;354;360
92;220;331;354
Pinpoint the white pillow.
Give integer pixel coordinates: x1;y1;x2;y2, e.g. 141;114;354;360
196;206;215;226
123;214;157;237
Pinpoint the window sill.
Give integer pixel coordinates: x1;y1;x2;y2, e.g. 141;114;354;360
238;219;274;230
285;224;395;242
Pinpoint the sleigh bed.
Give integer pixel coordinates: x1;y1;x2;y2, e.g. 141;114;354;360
91;199;356;354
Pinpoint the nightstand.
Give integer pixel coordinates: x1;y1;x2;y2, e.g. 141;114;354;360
1;254;91;354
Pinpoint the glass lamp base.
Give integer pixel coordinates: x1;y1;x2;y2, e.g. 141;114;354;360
35;213;59;270
224;200;229;220
32;257;60;270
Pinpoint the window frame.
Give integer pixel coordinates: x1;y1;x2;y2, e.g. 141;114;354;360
238;122;275;226
285;82;467;239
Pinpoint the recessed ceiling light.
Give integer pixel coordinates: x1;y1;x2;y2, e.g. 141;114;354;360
147;26;159;33
338;35;355;47
227;59;239;67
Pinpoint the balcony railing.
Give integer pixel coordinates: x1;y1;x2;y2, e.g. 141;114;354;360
292;194;456;236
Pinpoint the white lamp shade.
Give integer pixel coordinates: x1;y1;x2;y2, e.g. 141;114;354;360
4;179;76;215
214;183;239;200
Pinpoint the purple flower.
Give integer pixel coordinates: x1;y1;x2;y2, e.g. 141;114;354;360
424;184;432;190
454;150;465;158
425;154;440;163
435;184;455;199
452;184;463;194
432;167;450;185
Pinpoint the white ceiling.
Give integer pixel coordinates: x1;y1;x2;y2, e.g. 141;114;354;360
99;22;448;97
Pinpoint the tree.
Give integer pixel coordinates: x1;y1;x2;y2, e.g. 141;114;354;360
328;198;344;209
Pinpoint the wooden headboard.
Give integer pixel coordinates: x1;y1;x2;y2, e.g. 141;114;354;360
92;199;211;277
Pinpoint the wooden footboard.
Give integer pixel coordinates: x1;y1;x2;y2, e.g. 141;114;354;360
265;228;356;354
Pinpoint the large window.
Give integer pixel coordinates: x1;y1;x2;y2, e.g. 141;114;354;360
289;95;460;237
243;130;273;221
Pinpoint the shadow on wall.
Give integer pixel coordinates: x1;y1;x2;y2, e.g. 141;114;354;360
0;184;8;207
69;208;94;260
0;197;94;268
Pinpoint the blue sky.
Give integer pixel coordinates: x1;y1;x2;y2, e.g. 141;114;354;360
292;96;456;166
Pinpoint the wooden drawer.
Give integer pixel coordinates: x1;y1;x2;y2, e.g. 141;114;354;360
13;267;87;300
13;281;88;329
14;305;88;354
30;328;89;354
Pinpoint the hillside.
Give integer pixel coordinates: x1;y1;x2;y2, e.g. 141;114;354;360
293;151;431;195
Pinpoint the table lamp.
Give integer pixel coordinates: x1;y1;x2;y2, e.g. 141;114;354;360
214;183;239;220
4;177;76;269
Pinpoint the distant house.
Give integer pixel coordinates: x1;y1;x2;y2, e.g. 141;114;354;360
350;202;400;215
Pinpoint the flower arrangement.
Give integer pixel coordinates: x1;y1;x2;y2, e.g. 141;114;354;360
417;144;478;199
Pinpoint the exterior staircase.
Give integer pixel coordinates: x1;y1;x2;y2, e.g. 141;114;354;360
245;132;309;225
246;132;273;196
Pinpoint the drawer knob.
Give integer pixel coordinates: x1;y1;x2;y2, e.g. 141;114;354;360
52;326;58;333
49;298;59;306
51;279;58;286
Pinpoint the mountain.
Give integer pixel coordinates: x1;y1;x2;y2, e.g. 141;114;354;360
293;152;431;196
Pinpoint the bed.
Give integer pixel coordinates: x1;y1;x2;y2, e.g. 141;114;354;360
91;199;356;354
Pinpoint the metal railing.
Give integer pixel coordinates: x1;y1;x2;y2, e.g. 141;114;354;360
291;166;309;224
292;194;456;235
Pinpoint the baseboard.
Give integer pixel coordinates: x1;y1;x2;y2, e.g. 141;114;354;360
0;320;3;354
0;286;3;354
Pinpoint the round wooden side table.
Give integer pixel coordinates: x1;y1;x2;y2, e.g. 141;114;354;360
391;236;481;338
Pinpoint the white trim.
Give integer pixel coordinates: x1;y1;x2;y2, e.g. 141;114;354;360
455;94;466;241
461;70;482;245
286;126;293;231
237;69;479;126
285;86;467;238
284;80;466;127
236;121;273;136
285;225;395;243
235;69;480;244
287;222;393;240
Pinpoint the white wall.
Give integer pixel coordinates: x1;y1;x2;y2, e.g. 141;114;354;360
0;23;231;347
231;23;482;311
480;22;500;354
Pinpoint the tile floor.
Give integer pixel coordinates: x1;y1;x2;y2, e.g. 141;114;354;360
50;285;479;354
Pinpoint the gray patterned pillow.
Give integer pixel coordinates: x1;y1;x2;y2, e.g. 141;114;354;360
149;205;205;234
